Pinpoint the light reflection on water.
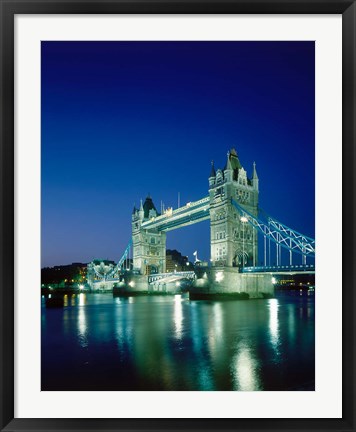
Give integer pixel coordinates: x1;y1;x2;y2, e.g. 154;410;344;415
232;343;261;391
77;306;88;348
174;294;183;339
42;293;315;391
269;298;279;348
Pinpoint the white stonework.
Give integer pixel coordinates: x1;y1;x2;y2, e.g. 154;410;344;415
132;197;166;275
209;149;259;268
193;267;274;298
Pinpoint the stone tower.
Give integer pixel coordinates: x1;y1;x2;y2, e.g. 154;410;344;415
209;149;259;268
132;196;166;275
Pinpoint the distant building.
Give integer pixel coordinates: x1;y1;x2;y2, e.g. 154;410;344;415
41;262;88;287
165;249;190;273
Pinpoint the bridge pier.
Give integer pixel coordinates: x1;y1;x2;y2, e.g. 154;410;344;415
191;267;274;299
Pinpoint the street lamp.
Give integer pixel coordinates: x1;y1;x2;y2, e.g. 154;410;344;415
240;216;248;268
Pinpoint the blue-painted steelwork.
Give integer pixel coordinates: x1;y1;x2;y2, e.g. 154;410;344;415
90;239;132;283
231;199;315;258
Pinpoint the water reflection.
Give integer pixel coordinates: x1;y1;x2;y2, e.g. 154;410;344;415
77;302;88;348
269;299;279;348
78;292;86;306
232;343;261;391
174;294;183;339
42;294;315;391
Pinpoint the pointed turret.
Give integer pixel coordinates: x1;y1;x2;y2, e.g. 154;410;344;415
226;151;233;170
209;160;216;187
252;161;259;190
224;151;233;182
132;204;138;221
143;195;158;219
139;199;144;220
210;160;216;177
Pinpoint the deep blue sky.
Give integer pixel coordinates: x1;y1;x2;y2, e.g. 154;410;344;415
41;41;315;267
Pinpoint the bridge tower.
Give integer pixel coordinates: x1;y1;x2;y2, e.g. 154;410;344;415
132;195;166;275
209;149;259;268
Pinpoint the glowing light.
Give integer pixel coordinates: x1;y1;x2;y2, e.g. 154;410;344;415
215;271;224;282
271;277;276;284
175;281;180;287
79;284;84;290
128;281;135;287
240;216;248;223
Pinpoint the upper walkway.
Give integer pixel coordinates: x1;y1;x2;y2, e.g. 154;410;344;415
141;197;210;232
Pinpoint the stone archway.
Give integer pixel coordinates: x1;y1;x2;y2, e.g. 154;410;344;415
233;250;250;268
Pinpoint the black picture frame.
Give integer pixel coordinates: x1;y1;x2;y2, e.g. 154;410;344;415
1;1;355;431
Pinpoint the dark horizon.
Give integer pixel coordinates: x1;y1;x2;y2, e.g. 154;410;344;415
41;41;315;267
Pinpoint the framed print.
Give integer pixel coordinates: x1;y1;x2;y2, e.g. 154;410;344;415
1;1;355;431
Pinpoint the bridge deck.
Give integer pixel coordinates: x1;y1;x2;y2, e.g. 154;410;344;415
148;271;195;284
241;265;315;274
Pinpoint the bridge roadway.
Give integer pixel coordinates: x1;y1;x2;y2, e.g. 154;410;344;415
141;197;210;232
92;265;314;285
148;271;196;285
241;264;315;275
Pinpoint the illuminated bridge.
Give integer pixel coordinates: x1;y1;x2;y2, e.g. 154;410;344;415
88;148;315;293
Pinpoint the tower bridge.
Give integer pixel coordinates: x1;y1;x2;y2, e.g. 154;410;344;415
88;148;315;297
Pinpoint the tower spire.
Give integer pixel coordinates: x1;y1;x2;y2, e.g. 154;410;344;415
252;161;259;191
210;160;216;178
139;198;144;220
226;150;233;171
252;161;258;179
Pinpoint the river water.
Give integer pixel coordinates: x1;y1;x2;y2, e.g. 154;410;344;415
41;293;314;391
